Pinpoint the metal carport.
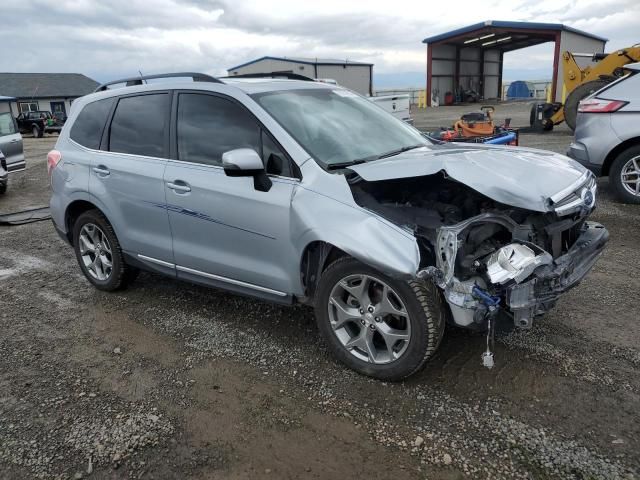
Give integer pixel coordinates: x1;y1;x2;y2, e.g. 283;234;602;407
422;20;607;106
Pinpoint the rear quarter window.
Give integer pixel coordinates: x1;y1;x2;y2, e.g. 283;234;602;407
69;98;115;149
598;71;639;100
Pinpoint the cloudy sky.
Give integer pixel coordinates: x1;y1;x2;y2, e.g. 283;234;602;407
2;0;638;87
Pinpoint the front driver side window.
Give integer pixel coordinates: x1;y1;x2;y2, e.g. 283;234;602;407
177;93;292;176
177;93;260;167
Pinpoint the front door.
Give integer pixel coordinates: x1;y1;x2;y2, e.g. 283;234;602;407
50;101;66;119
164;92;298;299
89;92;174;275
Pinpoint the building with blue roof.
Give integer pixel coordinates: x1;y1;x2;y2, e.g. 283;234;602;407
422;20;607;105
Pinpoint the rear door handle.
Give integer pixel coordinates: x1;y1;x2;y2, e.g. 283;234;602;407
166;181;191;193
93;165;110;176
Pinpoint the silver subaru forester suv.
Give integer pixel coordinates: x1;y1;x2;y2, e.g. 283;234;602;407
49;72;608;380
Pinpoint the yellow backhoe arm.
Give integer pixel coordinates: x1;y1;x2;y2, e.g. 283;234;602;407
550;46;640;126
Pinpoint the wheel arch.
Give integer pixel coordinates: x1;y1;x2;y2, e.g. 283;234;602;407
64;199;108;245
298;233;424;303
602;137;640;177
299;241;348;301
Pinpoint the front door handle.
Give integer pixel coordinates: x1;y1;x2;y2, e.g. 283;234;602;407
93;165;110;176
166;181;191;193
10;139;19;143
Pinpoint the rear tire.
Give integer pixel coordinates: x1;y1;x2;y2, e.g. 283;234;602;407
32;125;43;138
0;183;6;194
564;79;611;131
314;257;446;381
72;209;138;291
609;145;640;204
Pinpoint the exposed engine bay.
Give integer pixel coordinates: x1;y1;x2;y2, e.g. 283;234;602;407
348;171;608;337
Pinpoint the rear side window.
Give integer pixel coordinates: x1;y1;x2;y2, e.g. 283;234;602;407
109;94;169;157
69;98;115;149
177;93;260;166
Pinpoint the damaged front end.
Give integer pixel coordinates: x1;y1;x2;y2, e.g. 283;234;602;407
428;212;607;330
348;170;608;332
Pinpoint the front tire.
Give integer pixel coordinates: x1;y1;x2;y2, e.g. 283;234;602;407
314;257;446;381
72;210;138;291
610;145;640;204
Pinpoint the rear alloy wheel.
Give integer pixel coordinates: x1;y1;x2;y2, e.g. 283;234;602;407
78;223;113;281
315;257;445;381
610;146;640;204
73;209;138;291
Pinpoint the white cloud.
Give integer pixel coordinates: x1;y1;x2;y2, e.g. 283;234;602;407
1;0;638;85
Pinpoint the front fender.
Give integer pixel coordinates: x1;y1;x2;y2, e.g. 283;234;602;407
291;186;420;280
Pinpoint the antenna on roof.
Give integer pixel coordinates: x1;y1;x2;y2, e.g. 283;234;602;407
138;70;147;84
28;85;39;110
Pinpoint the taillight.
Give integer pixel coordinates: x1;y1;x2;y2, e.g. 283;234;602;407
578;98;627;113
47;150;62;177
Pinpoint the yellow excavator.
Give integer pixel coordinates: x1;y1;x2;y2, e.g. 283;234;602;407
531;45;640;132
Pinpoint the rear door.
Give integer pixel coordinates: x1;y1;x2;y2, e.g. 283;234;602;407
0;112;25;171
88;92;175;275
163;91;298;299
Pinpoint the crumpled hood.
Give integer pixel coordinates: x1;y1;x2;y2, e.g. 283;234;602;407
347;143;588;212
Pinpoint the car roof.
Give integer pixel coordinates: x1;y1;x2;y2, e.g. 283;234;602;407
81;77;336;105
221;77;335;94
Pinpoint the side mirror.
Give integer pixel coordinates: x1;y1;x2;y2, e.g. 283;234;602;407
222;148;272;192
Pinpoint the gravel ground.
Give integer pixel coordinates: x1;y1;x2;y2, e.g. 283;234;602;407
1;115;639;479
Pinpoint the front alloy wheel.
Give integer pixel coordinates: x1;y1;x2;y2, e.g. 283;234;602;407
315;257;445;381
328;274;411;364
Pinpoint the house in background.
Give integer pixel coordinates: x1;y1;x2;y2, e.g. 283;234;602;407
227;56;374;96
0;73;98;118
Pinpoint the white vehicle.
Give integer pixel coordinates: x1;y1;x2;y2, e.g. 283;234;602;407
370;94;412;124
315;78;338;86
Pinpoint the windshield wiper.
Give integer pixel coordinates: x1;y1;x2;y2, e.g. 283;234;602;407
327;144;426;170
375;144;425;160
326;159;367;170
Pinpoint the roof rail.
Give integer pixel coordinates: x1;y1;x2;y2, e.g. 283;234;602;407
94;72;223;92
224;72;315;82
